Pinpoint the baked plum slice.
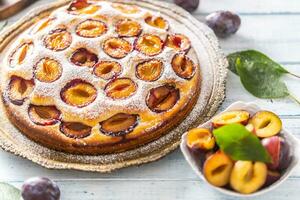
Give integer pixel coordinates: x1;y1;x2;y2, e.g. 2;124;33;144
44;28;72;51
34;58;62;83
70;48;98;67
115;19;142;37
32;18;54;34
67;0;100;15
103;37;132;59
135;34;163;56
60;122;92;139
93;61;122;80
145;16;169;30
28;105;61;126
100;113;139;136
171;53;195;79
7;76;34;105
112;3;140;14
146;84;180;113
9;42;34;67
61;79;97;107
165;34;191;52
105;78;137;99
76;19;107;38
136;59;163;82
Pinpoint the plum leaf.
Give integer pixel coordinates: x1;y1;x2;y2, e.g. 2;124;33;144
0;182;21;200
213;123;272;163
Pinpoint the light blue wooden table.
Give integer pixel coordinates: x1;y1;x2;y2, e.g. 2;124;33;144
0;0;300;199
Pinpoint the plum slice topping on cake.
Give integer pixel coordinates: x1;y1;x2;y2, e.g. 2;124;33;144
145;16;169;30
61;79;97;107
7;76;34;105
136;59;163;82
9;42;34;67
105;78;137;99
115;19;142;37
146;84;180;113
44;28;72;51
70;48;98;67
100;113;139;136
165;34;191;52
28;105;61;126
76;19;107;38
171;53;195;79
103;37;132;59
34;58;62;83
135;34;163;56
112;3;140;14
60;122;92;139
93;61;122;80
67;0;100;15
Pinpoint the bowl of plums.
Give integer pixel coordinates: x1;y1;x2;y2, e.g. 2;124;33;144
180;101;299;197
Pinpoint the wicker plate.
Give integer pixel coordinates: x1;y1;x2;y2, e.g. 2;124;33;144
0;0;227;172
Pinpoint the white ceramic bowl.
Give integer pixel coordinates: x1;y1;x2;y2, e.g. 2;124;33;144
180;101;300;197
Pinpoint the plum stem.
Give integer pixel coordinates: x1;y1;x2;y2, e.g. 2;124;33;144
289;92;300;105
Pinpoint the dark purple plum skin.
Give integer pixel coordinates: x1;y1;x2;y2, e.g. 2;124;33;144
205;11;241;38
21;177;60;200
174;0;200;12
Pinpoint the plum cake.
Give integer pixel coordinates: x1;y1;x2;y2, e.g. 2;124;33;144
0;0;201;154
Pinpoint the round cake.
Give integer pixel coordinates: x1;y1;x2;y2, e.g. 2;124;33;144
0;0;201;155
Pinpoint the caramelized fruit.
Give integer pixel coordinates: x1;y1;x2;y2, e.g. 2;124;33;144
10;42;34;67
211;110;250;128
165;34;191;52
186;128;215;151
146;84;179;113
171;53;195;79
61;79;97;107
93;61;122;80
70;48;98;67
67;0;100;15
230;161;267;194
103;37;132;59
115;19;142;37
28;105;61;126
145;16;168;30
203;151;234;187
112;3;140;14
136;59;163;82
33;18;54;34
7;76;34;105
135;34;163;56
76;19;107;38
249;111;282;138
100;113;139;136
105;78;137;99
35;58;62;82
60;122;92;139
44;29;72;51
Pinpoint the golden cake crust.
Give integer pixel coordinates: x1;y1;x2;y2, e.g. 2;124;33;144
1;0;201;155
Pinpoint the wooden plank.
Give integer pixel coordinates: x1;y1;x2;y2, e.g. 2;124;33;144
9;179;300;200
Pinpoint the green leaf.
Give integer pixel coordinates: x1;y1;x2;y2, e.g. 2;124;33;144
0;182;21;200
213;124;271;163
227;50;290;99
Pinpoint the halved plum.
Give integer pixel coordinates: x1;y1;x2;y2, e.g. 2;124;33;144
9;42;34;67
145;16;169;30
60;121;92;139
44;28;72;51
165;34;191;52
93;61;122;80
28;105;61;126
67;0;100;15
186;128;215;151
76;19;107;38
34;58;62;83
60;79;97;107
171;53;195;79
135;34;163;56
212;111;250;128
103;37;132;59
136;59;163;82
7;76;34;105
100;113;139;136
70;48;98;67
146;84;180;113
112;3;140;14
105;78;137;99
115;19;142;37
